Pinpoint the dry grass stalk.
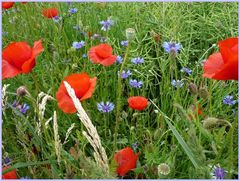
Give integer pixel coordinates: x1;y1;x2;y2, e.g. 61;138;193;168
63;81;109;173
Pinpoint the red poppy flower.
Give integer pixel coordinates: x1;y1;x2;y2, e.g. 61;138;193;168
42;8;58;18
114;147;140;176
2;2;14;9
128;96;148;111
56;73;97;114
88;44;117;66
2;40;44;80
2;165;17;179
203;37;238;80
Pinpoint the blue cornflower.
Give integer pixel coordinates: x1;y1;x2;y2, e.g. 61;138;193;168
53;16;61;23
163;41;182;54
118;70;132;79
66;2;71;6
69;8;78;14
171;79;184;88
72;41;85;49
82;54;88;58
213;167;226;179
132;142;138;151
180;67;192;75
99;18;114;31
73;25;80;31
97;101;115;113
12;100;18;107
121;40;128;47
3;157;12;166
129;79;143;88
131;57;144;64
19;103;30;114
116;55;123;64
223;95;237;106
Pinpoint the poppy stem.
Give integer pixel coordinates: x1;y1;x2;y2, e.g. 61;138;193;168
114;43;131;151
31;72;40;93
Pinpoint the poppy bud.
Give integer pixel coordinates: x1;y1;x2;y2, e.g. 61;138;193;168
202;117;231;129
126;28;136;41
16;86;28;97
188;82;198;95
199;87;209;99
202;117;219;129
150;30;160;42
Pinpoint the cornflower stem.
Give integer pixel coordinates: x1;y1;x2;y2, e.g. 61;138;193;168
113;43;131;151
173;54;180;102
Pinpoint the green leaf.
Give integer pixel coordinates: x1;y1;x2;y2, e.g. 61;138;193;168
165;118;199;168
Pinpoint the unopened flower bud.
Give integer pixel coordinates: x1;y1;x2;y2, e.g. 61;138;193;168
199;87;209;99
126;28;136;41
203;117;231;129
16;86;28;96
188;82;198;95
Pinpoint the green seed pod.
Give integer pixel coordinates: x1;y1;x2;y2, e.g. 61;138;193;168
199;87;209;99
126;28;136;41
188;82;198;95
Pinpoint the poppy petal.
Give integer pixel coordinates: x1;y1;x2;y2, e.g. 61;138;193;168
21;57;36;73
2;42;32;70
80;77;97;101
203;52;224;78
32;40;44;58
2;59;21;80
114;147;139;176
89;47;101;64
219;38;238;64
56;84;76;114
64;73;91;98
95;44;112;58
42;8;58;18
211;58;238;80
2;2;14;9
117;152;139;176
101;55;117;66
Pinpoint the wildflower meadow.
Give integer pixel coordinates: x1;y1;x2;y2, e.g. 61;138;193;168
1;2;239;179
